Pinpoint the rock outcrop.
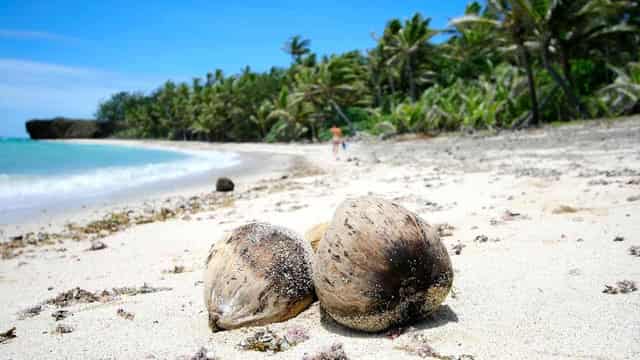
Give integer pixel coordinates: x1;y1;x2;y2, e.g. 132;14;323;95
25;118;109;139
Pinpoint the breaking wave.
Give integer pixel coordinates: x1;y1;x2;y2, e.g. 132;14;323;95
0;150;240;213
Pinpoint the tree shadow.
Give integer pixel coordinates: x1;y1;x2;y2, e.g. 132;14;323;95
319;304;458;338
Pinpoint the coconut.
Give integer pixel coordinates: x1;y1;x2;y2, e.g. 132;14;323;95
304;222;330;252
313;197;453;332
203;223;314;332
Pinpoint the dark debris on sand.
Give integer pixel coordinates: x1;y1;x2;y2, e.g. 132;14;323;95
436;223;455;238
238;326;309;354
239;327;309;353
17;284;172;319
627;195;640;202
116;308;135;320
474;235;499;243
579;168;640;178
183;347;218;360
0;327;16;344
502;209;526;221
452;243;465;255
489;209;528;226
285;325;310;344
603;280;637;294
51;310;71;321
163;265;188;274
239;328;288;353
385;326;408;340
87;240;107;251
514;167;562;179
54;323;74;335
1;232;61;259
103;283;172;299
394;334;474;360
47;284;172;307
17;304;42;320
629;246;640;257
552;205;580;214
302;343;349;360
47;287;102;307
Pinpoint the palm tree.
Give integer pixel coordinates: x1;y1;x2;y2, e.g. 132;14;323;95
267;87;311;141
366;46;386;107
508;0;590;118
174;83;191;140
456;0;636;122
543;0;635;87
283;35;311;63
250;100;274;139
451;1;541;126
376;19;403;98
155;81;179;137
292;55;369;134
442;2;502;80
600;61;640;115
385;13;438;101
502;0;634;119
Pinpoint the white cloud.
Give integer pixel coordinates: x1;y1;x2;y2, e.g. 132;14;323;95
0;29;78;42
0;58;167;132
0;58;95;78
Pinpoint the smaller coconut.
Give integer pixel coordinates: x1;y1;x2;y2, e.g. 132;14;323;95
313;197;453;332
204;223;314;332
304;222;330;252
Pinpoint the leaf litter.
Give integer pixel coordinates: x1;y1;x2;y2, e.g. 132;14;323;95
239;326;309;353
394;333;474;359
17;284;171;319
603;280;637;294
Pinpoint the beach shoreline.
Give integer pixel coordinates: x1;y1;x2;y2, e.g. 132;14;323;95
1;118;639;359
0;139;312;239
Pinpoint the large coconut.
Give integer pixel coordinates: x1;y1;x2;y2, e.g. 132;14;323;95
203;223;314;332
313;197;453;332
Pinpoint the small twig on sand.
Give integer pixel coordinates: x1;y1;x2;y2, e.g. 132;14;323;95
0;327;17;344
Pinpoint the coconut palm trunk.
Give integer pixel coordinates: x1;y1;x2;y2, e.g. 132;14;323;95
330;100;355;134
389;74;396;94
541;39;590;119
407;55;417;102
310;121;317;142
516;36;540;126
559;45;574;88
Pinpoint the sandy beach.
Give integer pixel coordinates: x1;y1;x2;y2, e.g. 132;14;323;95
1;117;639;359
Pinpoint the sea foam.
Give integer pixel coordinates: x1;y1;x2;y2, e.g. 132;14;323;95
0;149;240;213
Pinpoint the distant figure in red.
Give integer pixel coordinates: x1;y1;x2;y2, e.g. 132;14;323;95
330;125;343;159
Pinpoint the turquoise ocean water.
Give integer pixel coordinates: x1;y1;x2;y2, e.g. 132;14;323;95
0;138;239;223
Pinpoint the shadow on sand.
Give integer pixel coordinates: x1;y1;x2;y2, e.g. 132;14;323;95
319;304;458;338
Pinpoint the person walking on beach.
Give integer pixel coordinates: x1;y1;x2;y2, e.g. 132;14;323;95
330;125;343;159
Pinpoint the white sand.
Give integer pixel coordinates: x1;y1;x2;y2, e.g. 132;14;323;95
1;118;639;359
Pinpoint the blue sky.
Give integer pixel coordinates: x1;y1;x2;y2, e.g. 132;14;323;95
1;0;475;137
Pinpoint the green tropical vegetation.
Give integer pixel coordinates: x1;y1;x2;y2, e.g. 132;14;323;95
96;0;640;142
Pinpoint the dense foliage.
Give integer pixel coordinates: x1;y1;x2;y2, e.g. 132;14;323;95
96;0;640;142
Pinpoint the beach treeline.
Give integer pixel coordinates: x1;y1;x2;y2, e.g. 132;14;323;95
96;1;640;142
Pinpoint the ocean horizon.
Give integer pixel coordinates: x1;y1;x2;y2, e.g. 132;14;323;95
0;138;240;223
